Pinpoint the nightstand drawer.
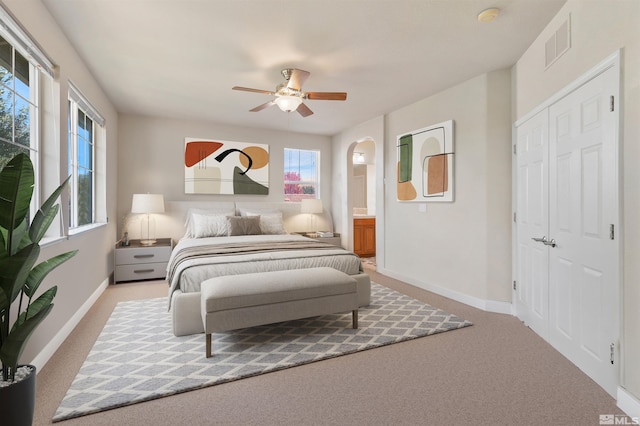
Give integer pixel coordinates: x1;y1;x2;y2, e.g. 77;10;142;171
115;245;171;265
115;262;168;282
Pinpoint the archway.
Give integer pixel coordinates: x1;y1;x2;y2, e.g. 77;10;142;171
347;138;376;266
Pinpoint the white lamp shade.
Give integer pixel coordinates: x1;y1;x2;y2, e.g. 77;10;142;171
275;95;302;112
131;194;165;213
300;198;323;214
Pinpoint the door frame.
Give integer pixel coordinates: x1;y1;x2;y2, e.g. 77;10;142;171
512;49;622;394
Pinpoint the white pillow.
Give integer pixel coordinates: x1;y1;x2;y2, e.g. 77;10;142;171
184;208;235;238
191;213;230;238
243;211;287;235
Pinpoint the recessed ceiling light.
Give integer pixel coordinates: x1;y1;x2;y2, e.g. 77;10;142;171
478;7;500;23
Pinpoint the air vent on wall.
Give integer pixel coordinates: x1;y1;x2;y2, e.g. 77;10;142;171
545;14;571;68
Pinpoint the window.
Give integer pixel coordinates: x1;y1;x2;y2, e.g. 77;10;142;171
284;148;320;202
68;103;94;227
68;83;104;229
0;4;54;218
0;33;39;174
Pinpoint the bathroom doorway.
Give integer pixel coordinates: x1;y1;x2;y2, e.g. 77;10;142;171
352;139;376;265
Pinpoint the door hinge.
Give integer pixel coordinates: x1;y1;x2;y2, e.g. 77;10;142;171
513;144;517;155
513;280;517;290
610;95;615;112
610;224;615;240
610;343;615;365
513;212;517;223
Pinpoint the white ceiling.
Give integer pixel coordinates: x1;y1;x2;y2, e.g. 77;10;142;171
41;0;566;136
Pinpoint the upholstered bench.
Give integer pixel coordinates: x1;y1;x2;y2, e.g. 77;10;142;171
201;267;359;357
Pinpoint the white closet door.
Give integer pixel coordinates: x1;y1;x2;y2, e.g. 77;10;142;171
514;109;549;339
548;65;619;397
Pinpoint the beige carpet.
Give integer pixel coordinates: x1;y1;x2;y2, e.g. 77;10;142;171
34;266;626;425
52;283;471;422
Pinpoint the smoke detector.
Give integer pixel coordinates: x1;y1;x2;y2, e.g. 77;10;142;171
478;8;500;23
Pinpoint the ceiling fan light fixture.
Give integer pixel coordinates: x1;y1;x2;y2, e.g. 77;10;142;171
233;69;344;117
275;95;302;112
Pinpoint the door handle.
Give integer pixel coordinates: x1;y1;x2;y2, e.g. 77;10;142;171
532;236;556;248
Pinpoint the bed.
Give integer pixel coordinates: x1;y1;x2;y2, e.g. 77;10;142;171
163;201;371;336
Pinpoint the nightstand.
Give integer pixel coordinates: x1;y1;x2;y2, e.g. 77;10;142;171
114;238;173;283
299;232;342;248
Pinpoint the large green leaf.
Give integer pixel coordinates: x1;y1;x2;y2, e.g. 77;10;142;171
29;204;59;245
0;287;7;317
9;218;29;255
25;250;77;298
0;228;6;258
0;243;39;310
0;153;34;233
0;302;53;381
13;286;57;327
36;174;70;218
0;213;29;257
29;175;70;244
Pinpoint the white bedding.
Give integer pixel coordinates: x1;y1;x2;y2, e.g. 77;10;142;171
166;234;362;300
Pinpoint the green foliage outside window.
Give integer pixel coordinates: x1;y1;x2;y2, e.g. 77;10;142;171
0;33;33;172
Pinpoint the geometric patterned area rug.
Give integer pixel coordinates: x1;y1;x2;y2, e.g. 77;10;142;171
53;283;472;422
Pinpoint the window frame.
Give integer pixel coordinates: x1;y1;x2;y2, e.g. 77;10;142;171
67;98;96;229
0;3;55;223
283;148;320;202
67;82;106;234
0;5;55;79
0;34;42;212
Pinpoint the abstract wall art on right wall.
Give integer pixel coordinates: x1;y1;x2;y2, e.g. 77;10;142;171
397;120;454;202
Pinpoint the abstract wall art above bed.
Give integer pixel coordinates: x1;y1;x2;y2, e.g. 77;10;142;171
184;138;269;195
397;120;454;202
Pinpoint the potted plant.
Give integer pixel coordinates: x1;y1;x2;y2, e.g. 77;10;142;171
0;153;78;425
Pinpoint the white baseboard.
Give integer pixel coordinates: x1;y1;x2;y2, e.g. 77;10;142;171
618;386;640;421
377;267;513;315
31;278;109;372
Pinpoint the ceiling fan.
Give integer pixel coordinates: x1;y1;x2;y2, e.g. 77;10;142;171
232;68;347;117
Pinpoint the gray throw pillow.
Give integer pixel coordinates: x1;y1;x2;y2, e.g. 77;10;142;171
227;215;261;236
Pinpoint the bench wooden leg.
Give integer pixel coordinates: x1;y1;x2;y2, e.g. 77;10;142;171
352;309;358;329
206;333;212;358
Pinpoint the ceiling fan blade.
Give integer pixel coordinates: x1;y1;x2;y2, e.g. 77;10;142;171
305;91;347;101
296;102;314;117
250;101;275;112
287;69;310;91
232;86;274;95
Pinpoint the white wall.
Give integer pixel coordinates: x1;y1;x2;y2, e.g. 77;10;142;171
333;70;512;309
116;114;332;238
4;0;119;366
380;69;512;304
513;0;640;405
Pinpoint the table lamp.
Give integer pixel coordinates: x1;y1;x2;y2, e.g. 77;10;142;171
300;198;323;234
131;193;165;245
